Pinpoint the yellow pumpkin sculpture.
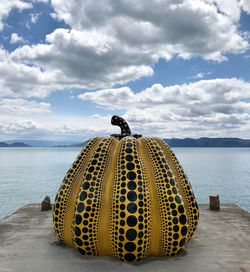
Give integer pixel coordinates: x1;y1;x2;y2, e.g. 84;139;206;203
53;115;199;262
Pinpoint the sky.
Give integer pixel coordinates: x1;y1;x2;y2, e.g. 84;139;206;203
0;0;250;141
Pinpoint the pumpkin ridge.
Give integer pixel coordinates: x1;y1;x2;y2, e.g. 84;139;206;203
53;137;100;243
110;136;151;262
72;137;113;256
98;137;120;256
155;138;199;240
144;137;189;256
137;137;161;256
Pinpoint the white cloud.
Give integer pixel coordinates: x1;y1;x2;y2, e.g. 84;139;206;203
6;29;154;96
240;0;250;13
10;33;26;44
0;0;248;99
79;87;136;109
31;0;49;2
0;48;64;98
194;72;205;79
0;98;51;114
79;78;250;138
1;0;250;140
192;71;211;79
1;76;250;140
0;115;117;141
30;13;40;24
210;0;241;22
26;12;41;28
50;0;248;60
0;1;32;31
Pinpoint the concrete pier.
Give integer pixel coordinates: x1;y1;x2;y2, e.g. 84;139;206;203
0;204;250;272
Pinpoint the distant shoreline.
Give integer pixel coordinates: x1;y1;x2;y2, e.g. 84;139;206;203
1;137;250;148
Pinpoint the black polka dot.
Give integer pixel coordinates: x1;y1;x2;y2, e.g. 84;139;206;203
119;235;124;242
78;248;86;255
82;227;88;233
128;181;136;190
170;203;176;209
169;196;174;202
175;195;181;204
181;226;188;236
77;202;85;213
178;205;184;213
88;193;93;198
74;226;81;236
83;213;89;218
173;241;178;246
85;174;92;181
125;148;133;153
179;238;186;247
127;216;137;227
119;228;125;234
138;194;143;200
127;171;136;180
126;163;135;170
80;191;87;201
138;223;143;230
126;155;133;161
172;210;178;216
179;214;187;225
172;217;178;224
75;238;83;246
75;214;82;225
172;187;177;194
82;182;90;190
120;196;126;202
170;178;175;186
167;171;173;177
127;203;137;213
120;204;126;210
138;208;143;214
173;233;179;240
127;191;137;201
124;242;136;252
126;229;137;241
173;225;179;232
124;253;136;262
91;160;97;165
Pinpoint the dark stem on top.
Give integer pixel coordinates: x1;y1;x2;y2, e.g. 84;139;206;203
111;115;131;135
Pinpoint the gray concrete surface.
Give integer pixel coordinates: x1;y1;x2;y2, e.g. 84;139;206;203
0;204;250;272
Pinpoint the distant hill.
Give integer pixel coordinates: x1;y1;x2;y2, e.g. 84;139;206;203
0;142;9;147
5;139;76;147
67;137;250;148
0;142;31;147
69;140;90;147
164;137;250;147
1;138;250;148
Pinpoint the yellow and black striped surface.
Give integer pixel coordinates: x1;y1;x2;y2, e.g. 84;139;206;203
53;136;199;262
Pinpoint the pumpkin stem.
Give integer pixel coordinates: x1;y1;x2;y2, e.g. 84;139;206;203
111;115;131;136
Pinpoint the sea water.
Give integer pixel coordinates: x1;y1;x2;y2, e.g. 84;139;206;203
0;147;249;219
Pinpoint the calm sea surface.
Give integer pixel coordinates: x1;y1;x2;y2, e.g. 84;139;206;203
0;147;249;219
